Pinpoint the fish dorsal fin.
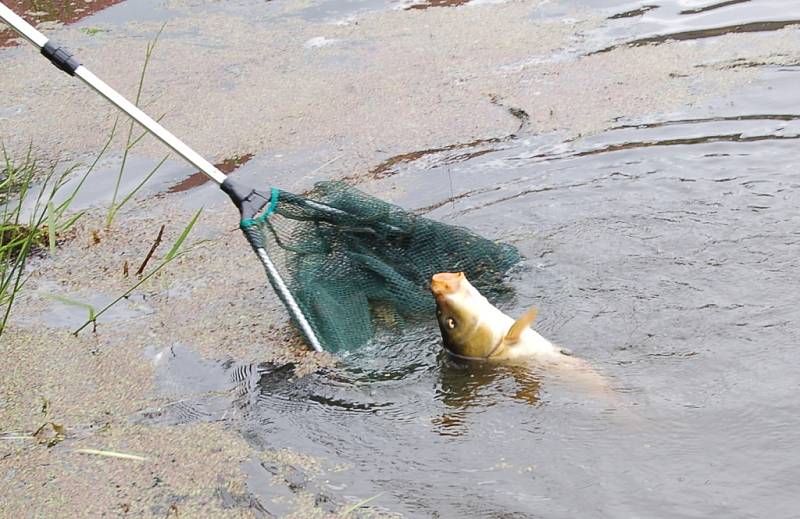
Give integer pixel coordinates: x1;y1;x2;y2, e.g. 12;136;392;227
505;306;538;344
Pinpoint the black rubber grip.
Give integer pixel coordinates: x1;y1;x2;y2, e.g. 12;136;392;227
41;41;81;76
221;177;271;220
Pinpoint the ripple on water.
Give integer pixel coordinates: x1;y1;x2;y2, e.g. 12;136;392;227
137;45;800;519
224;65;800;515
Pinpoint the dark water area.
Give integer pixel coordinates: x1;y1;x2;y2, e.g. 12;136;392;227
537;0;800;58
152;60;800;516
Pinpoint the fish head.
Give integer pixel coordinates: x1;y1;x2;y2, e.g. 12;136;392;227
431;272;501;359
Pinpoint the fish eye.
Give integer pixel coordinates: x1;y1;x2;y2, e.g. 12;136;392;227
447;318;457;329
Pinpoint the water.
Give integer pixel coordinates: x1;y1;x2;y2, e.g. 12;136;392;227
345;65;800;517
148;2;800;517
150;59;800;519
9;0;800;516
598;0;800;45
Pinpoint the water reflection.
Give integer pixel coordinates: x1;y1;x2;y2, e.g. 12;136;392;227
595;19;800;54
594;0;800;56
678;0;751;16
353;99;528;181
434;354;542;436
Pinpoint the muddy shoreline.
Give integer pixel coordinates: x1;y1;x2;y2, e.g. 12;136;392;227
2;0;800;516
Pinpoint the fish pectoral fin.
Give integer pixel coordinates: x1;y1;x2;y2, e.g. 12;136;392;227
504;305;539;344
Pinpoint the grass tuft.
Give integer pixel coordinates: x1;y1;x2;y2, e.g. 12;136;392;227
0;148;77;335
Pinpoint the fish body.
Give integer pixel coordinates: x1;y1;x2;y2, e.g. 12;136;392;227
430;271;561;361
430;272;611;395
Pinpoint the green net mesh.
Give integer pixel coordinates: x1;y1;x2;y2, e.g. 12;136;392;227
241;181;520;352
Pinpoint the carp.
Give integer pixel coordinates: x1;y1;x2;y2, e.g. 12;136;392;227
431;272;609;391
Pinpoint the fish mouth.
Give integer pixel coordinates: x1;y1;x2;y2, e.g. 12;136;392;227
441;346;488;362
431;272;465;297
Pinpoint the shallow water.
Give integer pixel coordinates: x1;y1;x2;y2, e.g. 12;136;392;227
9;0;800;516
342;66;800;516
148;61;800;519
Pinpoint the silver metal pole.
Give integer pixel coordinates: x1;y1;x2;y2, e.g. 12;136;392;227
255;248;323;352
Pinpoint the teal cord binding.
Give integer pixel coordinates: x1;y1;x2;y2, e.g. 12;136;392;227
241;187;280;228
266;187;280;216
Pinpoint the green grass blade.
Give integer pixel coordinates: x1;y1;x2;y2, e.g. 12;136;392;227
74;210;203;335
128;112;167;149
106;25;166;228
40;293;97;316
1;148;89;337
57;117;118;216
341;493;383;516
58;211;84;233
113;153;169;216
46;201;56;257
165;208;202;261
72;254;165;335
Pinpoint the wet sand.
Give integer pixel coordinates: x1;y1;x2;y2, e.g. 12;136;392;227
2;0;800;516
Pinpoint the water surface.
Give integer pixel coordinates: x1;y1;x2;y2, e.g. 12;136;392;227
147;52;800;519
9;0;799;516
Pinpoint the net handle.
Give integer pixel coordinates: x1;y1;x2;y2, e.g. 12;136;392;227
0;3;227;185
